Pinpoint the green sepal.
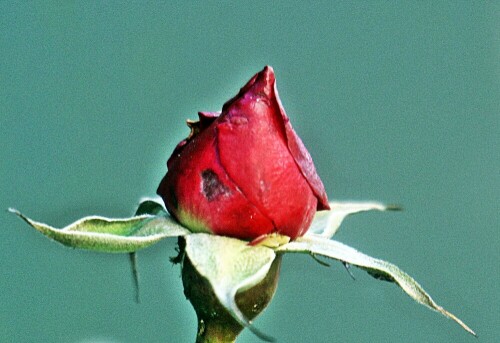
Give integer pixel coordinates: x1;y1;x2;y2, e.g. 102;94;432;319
9;199;190;253
184;233;277;342
278;234;476;336
309;201;401;238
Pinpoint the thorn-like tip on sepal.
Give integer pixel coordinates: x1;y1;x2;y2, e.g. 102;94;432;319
7;207;20;215
8;208;27;222
438;306;477;337
386;204;403;211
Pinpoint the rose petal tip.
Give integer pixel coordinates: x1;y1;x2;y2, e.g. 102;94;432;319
250;66;276;96
262;65;275;80
262;65;274;74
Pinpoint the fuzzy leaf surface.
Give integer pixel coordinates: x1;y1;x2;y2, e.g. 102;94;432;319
309;201;401;238
10;203;189;253
278;235;476;336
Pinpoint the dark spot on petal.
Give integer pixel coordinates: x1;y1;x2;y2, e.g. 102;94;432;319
201;169;229;201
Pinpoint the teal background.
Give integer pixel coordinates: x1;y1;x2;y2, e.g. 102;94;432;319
1;2;498;342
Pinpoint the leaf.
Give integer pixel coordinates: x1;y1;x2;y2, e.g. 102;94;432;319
277;235;476;336
184;233;276;342
134;197;168;216
309;201;401;238
9;204;190;253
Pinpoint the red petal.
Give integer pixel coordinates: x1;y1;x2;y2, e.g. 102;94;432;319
273;82;330;210
216;66;319;238
157;124;275;240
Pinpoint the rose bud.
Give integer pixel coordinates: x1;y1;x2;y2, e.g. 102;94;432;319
157;66;329;240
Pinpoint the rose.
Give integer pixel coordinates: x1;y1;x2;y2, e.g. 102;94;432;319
157;66;329;240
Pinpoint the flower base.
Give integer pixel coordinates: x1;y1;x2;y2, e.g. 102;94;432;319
180;237;282;343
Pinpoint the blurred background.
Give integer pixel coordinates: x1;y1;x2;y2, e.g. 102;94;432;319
1;2;498;342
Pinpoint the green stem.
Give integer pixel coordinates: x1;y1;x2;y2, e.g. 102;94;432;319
195;318;239;343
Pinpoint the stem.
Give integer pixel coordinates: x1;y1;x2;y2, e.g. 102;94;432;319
195;318;238;343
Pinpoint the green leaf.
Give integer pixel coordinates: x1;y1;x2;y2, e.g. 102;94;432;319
9;205;190;253
277;235;476;336
134;197;168;216
184;233;276;342
309;201;401;238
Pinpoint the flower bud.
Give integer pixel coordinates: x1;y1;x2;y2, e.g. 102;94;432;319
157;66;329;240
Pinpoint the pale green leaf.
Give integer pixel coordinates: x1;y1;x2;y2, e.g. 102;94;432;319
277;235;476;336
309;201;401;238
184;233;276;341
9;206;190;253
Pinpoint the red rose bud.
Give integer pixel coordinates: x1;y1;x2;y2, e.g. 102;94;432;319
157;66;329;240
